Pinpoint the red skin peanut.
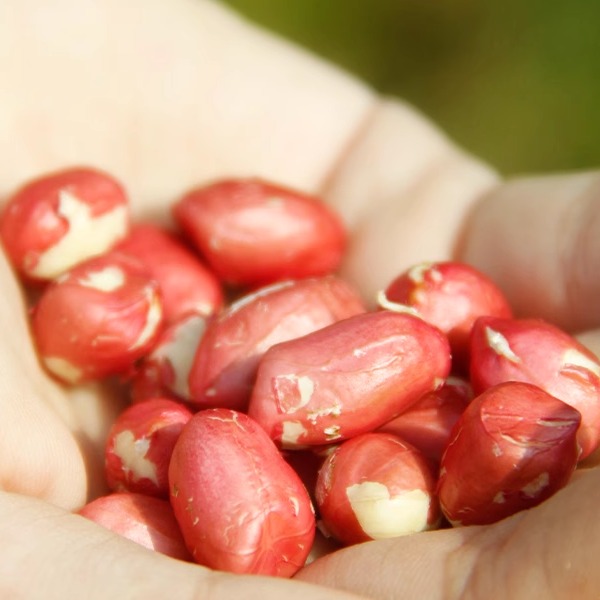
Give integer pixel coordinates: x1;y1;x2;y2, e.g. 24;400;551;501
172;178;347;287
105;398;193;498
377;376;473;464
0;166;130;282
188;276;366;411
31;252;163;384
168;408;315;577
315;432;440;546
132;312;209;404
115;223;223;324
247;311;452;448
129;361;179;404
78;492;192;561
378;261;512;372
437;381;581;526
470;316;600;459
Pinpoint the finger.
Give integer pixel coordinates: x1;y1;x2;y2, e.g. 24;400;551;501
459;171;600;332
322;100;498;303
0;251;88;508
297;523;481;599
0;491;365;600
298;467;600;599
0;250;124;508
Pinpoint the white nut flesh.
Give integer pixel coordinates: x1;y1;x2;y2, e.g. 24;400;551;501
29;190;128;279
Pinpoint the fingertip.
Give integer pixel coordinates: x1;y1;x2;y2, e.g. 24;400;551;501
460;171;600;332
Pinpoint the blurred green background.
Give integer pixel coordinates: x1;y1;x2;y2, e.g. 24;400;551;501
220;0;600;177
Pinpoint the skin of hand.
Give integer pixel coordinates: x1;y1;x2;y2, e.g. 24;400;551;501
2;0;600;598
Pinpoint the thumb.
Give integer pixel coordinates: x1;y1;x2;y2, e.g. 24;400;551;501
297;467;600;599
0;491;366;600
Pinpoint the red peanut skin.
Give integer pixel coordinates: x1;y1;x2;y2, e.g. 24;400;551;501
379;261;512;372
168;408;315;577
377;376;472;464
315;432;440;546
31;252;163;383
115;223;223;324
172;178;347;287
105;398;193;498
470;316;600;459
0;166;130;281
129;361;180;404
188;276;366;411
248;311;452;448
78;492;192;561
437;381;581;526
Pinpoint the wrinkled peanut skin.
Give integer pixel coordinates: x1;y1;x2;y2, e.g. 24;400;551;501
168;408;315;577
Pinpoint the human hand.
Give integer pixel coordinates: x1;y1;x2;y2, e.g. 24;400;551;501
2;1;600;599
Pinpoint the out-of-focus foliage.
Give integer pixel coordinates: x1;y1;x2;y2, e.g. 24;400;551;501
220;0;600;175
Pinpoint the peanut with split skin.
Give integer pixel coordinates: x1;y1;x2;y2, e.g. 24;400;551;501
470;315;600;459
378;260;512;372
130;311;210;404
104;398;193;499
248;310;452;449
0;166;130;282
31;251;163;384
437;381;581;527
315;432;440;546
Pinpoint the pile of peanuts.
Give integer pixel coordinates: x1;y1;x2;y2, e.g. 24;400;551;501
1;166;597;577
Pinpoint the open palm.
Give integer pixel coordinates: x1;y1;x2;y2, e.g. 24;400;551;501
2;1;600;598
